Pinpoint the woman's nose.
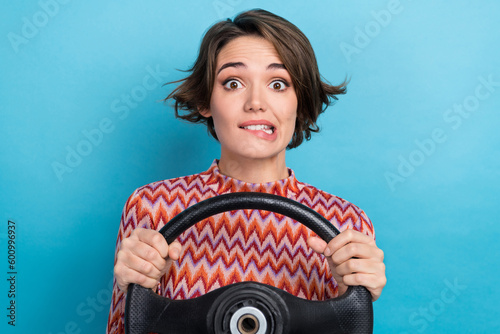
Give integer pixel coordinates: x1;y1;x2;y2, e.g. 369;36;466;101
244;85;267;112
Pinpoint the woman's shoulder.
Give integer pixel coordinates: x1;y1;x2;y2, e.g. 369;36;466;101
129;171;209;199
294;179;372;229
119;171;212;227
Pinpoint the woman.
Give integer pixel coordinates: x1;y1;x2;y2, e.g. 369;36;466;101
107;9;386;333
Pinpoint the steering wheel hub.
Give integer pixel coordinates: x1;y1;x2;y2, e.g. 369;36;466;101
209;282;287;334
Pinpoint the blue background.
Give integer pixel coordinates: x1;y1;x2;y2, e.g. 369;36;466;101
1;0;499;333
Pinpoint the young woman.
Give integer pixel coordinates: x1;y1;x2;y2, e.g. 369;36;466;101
107;9;386;333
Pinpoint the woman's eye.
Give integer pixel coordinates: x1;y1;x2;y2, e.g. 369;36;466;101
223;80;242;90
269;80;287;91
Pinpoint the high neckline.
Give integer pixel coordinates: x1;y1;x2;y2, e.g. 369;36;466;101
201;159;299;198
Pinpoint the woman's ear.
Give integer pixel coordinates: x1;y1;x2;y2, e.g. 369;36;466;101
199;108;211;118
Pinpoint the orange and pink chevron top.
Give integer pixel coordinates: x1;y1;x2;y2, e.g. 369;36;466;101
106;160;374;333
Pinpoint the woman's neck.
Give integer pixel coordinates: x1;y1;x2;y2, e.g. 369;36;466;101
218;153;289;184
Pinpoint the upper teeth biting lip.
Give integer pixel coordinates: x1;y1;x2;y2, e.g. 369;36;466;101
240;124;275;134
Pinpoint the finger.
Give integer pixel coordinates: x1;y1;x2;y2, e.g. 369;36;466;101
334;258;385;277
306;236;328;254
168;240;182;261
324;229;375;256
341;273;386;301
330;242;383;265
133;228;169;259
114;264;162;292
117;247;164;280
121;236;168;272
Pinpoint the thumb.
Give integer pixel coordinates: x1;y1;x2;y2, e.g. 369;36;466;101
307;236;339;282
168;240;182;261
307;236;328;254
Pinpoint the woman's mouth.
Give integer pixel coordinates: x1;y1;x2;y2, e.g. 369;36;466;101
239;124;275;135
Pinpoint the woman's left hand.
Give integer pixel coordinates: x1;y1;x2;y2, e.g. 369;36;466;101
307;229;386;301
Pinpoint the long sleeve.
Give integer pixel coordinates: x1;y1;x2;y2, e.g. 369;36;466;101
106;191;141;334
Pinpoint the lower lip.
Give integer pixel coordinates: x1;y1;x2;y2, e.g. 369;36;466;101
240;128;278;140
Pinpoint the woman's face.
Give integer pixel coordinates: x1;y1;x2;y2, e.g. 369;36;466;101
202;35;298;163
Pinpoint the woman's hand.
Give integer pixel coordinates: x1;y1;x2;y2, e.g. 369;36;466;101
307;229;386;301
114;227;182;292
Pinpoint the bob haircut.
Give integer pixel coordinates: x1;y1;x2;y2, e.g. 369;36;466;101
165;9;347;149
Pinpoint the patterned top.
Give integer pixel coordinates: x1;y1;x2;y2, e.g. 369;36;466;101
106;160;374;333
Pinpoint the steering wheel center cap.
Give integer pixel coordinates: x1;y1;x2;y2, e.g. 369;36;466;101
230;306;266;334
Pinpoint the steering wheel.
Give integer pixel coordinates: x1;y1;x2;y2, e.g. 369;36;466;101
124;192;373;333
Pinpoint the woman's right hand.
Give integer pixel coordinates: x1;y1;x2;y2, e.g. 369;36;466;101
114;227;182;293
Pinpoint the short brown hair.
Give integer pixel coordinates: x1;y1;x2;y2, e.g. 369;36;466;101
165;9;347;149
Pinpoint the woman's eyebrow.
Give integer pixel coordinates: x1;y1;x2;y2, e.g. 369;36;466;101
267;63;286;71
217;62;246;75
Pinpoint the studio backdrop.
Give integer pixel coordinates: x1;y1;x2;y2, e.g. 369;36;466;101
1;0;499;333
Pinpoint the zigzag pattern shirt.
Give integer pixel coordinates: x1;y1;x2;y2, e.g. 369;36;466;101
106;160;374;333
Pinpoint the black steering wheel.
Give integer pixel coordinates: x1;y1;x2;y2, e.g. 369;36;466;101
124;192;373;333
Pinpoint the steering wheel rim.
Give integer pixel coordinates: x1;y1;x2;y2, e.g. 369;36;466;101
125;192;373;333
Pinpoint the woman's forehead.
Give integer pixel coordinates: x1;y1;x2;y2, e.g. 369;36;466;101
216;36;283;70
